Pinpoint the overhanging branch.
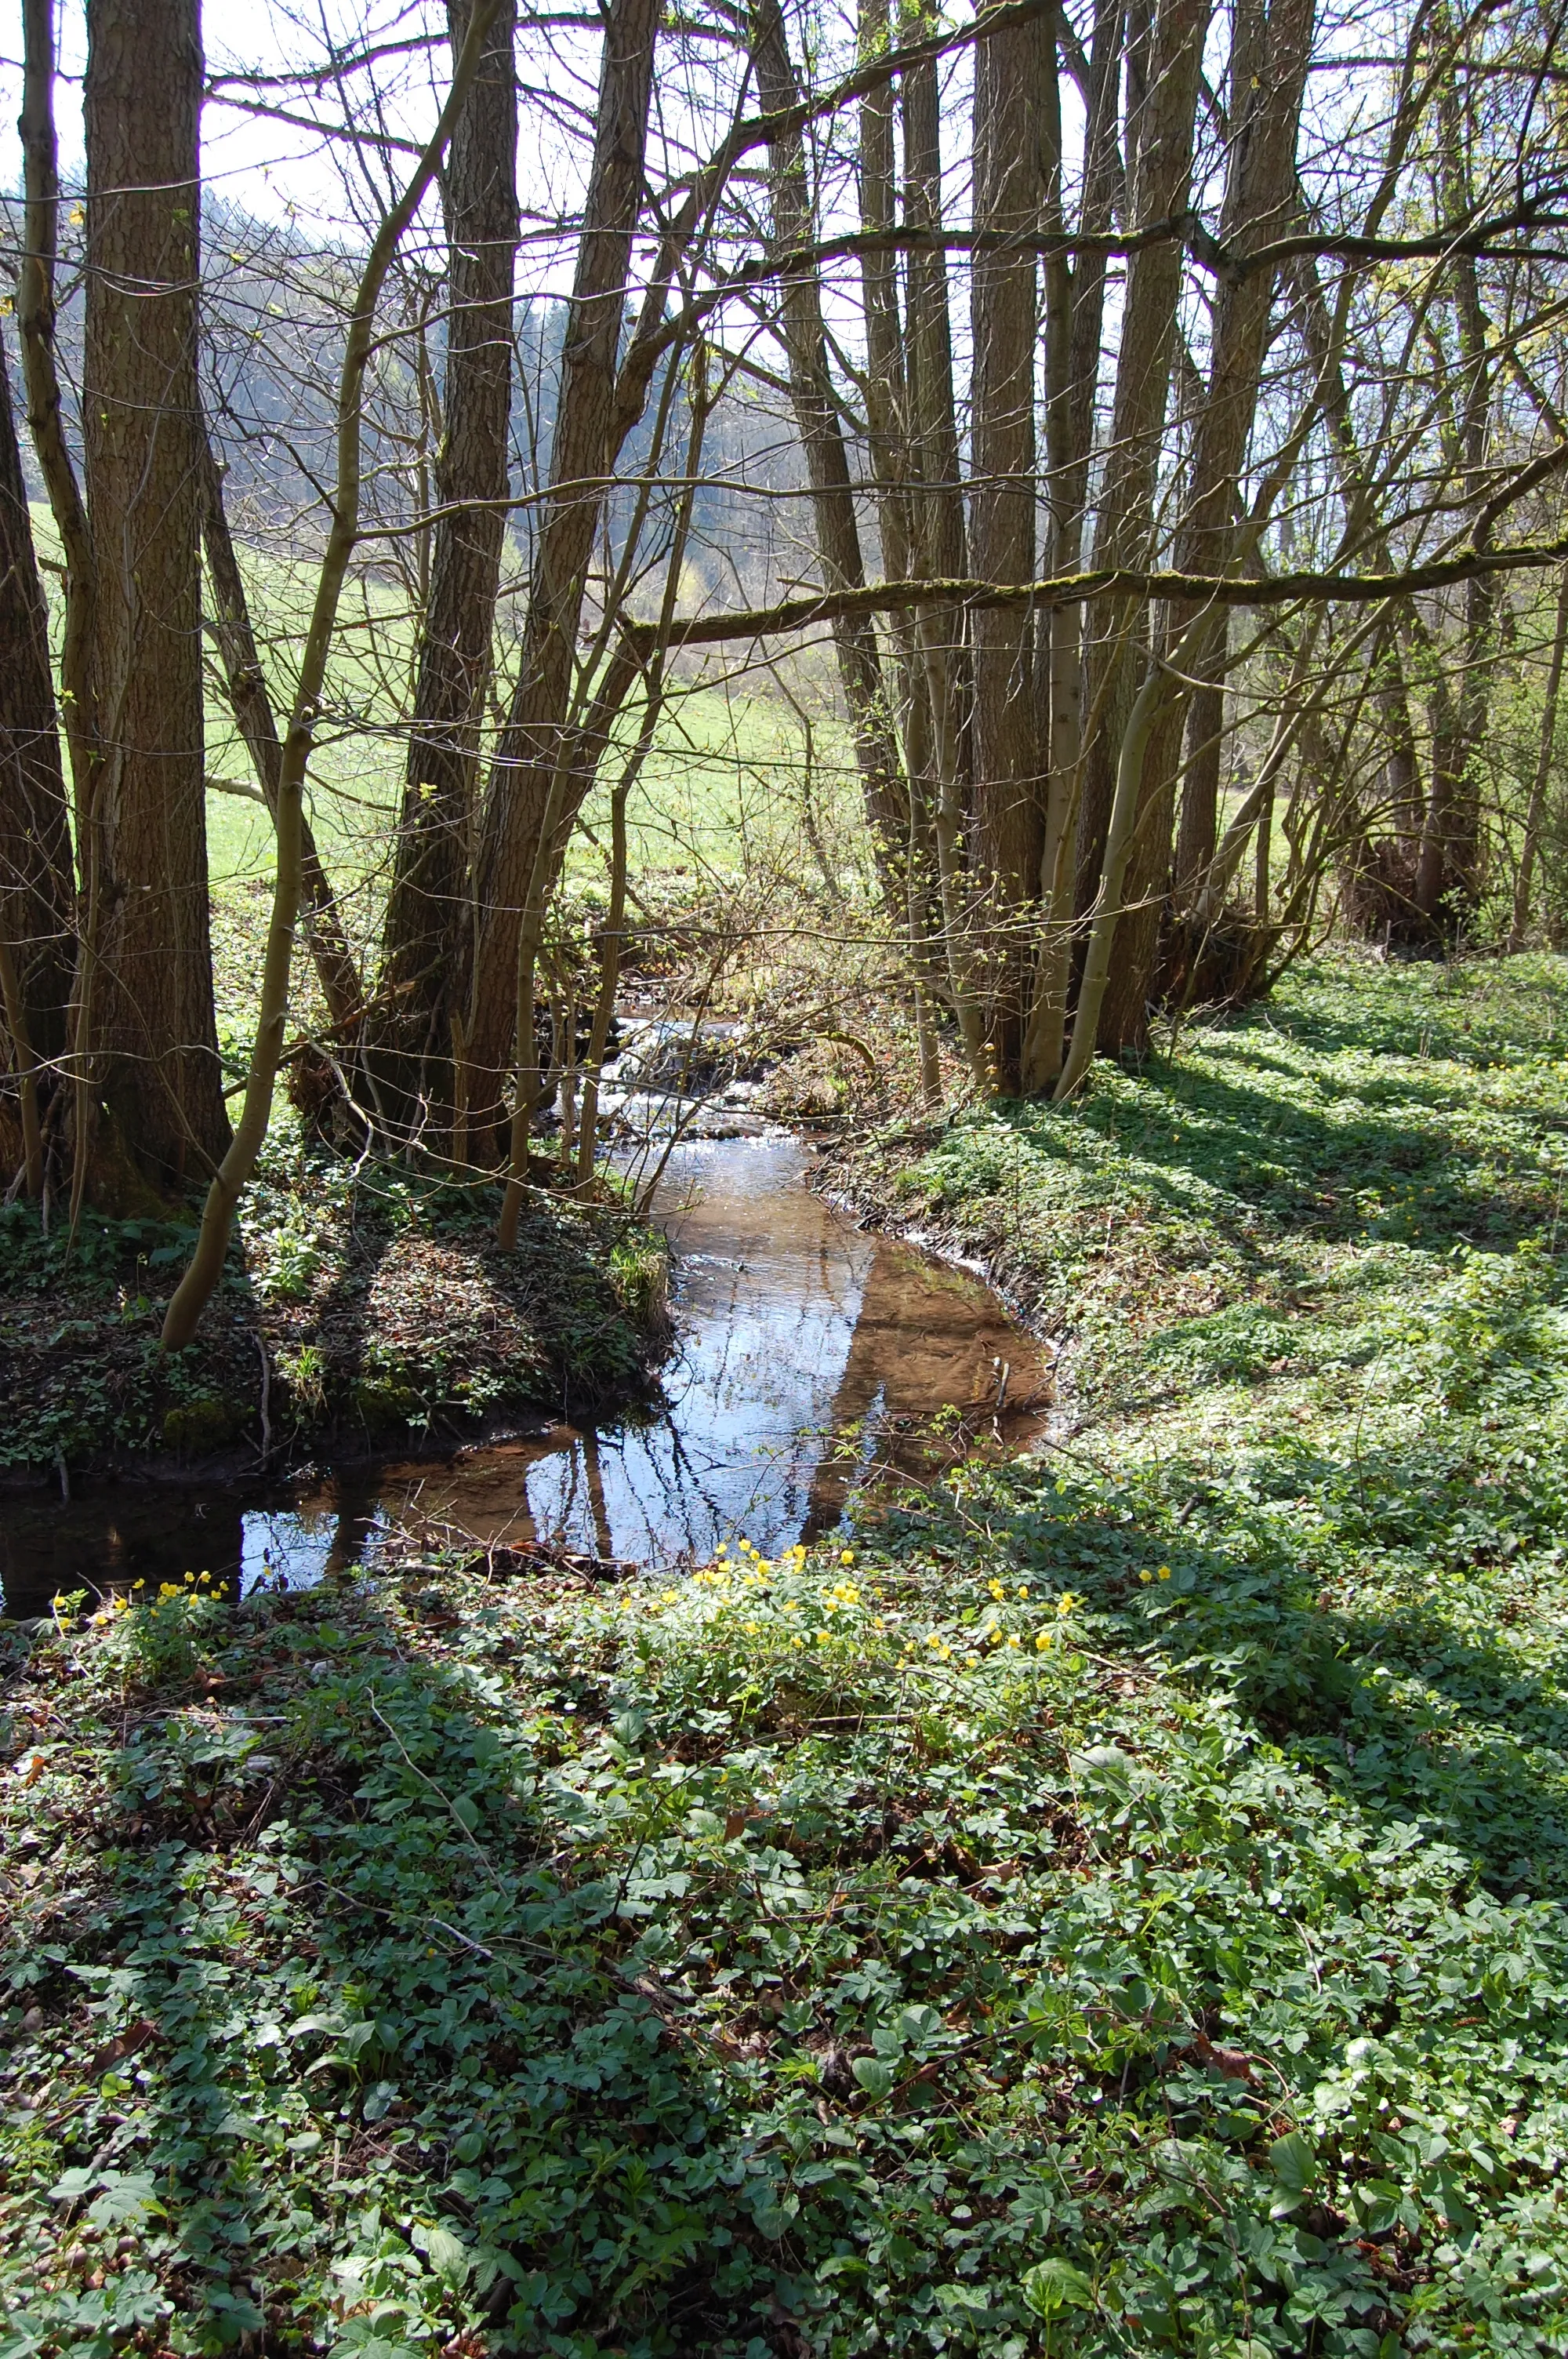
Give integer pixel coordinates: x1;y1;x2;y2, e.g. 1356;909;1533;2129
616;532;1568;652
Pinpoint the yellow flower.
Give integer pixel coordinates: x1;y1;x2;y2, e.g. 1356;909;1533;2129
1158;1565;1172;1581
965;1652;980;1666
1139;1569;1153;1583
743;1619;758;1634
1036;1630;1052;1652
1057;1592;1080;1616
840;1550;855;1566
1007;1634;1021;1648
872;1617;886;1632
989;1628;1005;1647
988;1579;1004;1600
1016;1584;1029;1599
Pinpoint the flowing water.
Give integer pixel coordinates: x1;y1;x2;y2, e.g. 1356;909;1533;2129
0;1136;1047;1616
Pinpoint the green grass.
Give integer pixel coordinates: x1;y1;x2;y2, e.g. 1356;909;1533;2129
5;954;1568;2358
27;502;860;914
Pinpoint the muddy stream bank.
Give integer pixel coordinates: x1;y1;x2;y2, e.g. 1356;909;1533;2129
0;1135;1047;1616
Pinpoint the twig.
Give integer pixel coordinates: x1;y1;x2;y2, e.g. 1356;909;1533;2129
255;1331;272;1467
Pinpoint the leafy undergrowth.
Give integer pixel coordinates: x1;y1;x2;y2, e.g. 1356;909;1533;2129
837;951;1568;1422
0;1149;669;1478
4;952;1568;2357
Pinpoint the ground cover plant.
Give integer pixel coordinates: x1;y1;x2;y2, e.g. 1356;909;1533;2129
0;1151;668;1480
3;954;1568;2356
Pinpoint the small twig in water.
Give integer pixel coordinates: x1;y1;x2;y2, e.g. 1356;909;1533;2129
255;1331;272;1467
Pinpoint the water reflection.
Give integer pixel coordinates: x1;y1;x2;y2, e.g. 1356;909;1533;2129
0;1136;1045;1614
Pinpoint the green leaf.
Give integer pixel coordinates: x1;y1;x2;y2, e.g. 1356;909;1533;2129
851;2056;895;2099
412;2223;469;2285
71;2172;164;2231
936;2282;991;2316
1269;2129;1319;2215
1021;2258;1095;2317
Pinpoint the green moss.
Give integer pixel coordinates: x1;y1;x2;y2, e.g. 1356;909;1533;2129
159;1395;243;1453
348;1376;423;1430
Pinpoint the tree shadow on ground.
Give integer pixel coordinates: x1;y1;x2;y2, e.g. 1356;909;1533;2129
998;1043;1552;1255
8;1587;774;2356
978;1432;1568;1904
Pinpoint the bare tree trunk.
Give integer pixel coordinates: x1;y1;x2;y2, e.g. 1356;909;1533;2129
83;0;229;1187
1104;0;1310;1052
753;0;911;908
1511;566;1568;951
1378;626;1425;849
1170;0;1315;899
198;416;361;1035
968;3;1041;1089
856;0;946;1058
1296;253;1428;894
162;0;501;1347
1058;648;1177;1098
575;732;638;1184
366;0;518;1145
901;27;988;1078
1022;0;1123;1092
463;0;662;1160
0;328;74;1122
20;0;102;1212
1067;0;1210;1069
18;0;97;812
1414;95;1492;929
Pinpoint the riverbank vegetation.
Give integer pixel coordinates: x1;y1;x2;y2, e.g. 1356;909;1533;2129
0;1166;669;1481
8;0;1568;2344
7;0;1568;1325
5;952;1568;2356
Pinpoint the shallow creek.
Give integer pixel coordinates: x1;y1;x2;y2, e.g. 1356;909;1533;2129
0;1136;1046;1616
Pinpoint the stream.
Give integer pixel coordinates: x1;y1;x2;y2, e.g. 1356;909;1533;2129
0;1135;1047;1616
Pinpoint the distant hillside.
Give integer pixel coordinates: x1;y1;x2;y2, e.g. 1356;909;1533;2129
2;194;819;617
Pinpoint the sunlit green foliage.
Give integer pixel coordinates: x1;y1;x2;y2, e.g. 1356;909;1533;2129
5;954;1568;2356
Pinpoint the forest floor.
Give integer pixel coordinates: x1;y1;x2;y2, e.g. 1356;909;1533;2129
4;951;1568;2358
0;1157;670;1485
